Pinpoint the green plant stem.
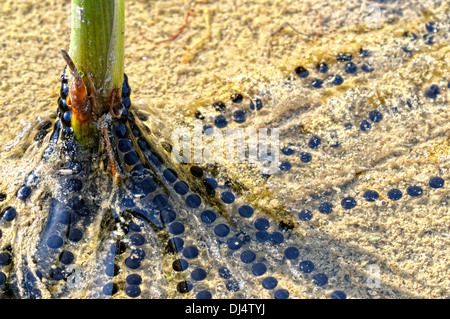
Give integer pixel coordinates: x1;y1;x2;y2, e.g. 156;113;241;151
68;0;125;145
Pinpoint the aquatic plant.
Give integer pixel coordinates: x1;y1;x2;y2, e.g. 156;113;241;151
65;0;125;147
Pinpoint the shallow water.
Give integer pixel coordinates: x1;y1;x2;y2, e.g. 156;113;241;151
0;0;449;299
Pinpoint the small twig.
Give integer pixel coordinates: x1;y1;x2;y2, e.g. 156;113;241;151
312;12;323;45
139;1;199;45
270;22;309;39
399;157;438;165
182;6;211;64
305;102;316;113
99;115;119;183
246;23;258;35
60;48;81;80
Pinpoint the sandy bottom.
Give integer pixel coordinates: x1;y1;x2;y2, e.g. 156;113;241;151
0;0;449;299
